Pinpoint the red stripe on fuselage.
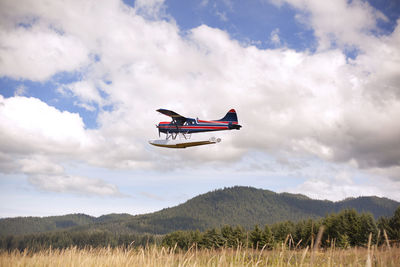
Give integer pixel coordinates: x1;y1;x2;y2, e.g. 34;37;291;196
197;120;238;124
216;121;238;124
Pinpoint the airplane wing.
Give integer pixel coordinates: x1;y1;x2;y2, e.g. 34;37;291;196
156;109;187;125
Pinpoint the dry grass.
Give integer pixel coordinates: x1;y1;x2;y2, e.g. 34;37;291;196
1;245;399;267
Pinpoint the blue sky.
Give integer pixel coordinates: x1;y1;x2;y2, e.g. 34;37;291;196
0;0;400;217
162;0;317;50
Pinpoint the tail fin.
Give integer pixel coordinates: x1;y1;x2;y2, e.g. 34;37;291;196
218;109;238;123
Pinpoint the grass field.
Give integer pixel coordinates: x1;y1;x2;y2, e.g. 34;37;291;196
1;245;399;267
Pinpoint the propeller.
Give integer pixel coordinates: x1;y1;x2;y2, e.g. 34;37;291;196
156;124;160;137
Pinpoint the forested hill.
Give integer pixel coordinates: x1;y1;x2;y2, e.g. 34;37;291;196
1;186;399;236
125;186;399;234
0;213;134;236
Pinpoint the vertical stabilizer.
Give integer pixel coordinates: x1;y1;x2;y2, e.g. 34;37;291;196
218;109;238;123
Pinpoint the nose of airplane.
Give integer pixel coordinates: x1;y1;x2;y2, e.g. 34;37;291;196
156;123;161;137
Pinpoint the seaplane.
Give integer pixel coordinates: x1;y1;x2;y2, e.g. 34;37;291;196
149;109;242;148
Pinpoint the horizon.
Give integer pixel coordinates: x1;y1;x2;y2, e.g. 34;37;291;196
1;0;400;218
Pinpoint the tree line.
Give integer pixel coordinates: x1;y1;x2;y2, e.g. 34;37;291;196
0;231;159;252
162;208;400;250
1;207;398;252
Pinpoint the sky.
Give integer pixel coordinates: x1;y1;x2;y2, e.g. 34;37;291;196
0;0;400;218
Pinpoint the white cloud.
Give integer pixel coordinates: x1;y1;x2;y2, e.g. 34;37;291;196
0;95;91;155
0;26;89;81
28;174;122;196
19;155;64;175
58;80;105;111
58;81;98;103
270;0;388;51
289;171;400;201
0;152;19;174
0;96;125;196
17;155;122;196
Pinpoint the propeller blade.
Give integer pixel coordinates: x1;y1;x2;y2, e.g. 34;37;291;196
156;124;160;137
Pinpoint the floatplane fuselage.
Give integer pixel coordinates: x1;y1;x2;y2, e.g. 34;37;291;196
149;109;242;148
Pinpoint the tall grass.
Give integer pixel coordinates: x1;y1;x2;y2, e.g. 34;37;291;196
1;245;399;266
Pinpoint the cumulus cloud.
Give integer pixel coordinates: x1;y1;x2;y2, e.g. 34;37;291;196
0;95;91;155
57;80;105;111
0;95;125;196
19;155;121;196
0;0;399;199
0;25;89;81
270;0;388;50
0;152;19;174
19;155;64;175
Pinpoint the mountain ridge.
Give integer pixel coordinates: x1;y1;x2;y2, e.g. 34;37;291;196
1;186;398;236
